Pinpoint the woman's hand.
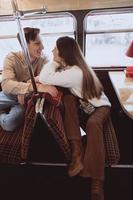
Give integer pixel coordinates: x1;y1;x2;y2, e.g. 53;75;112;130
37;83;58;97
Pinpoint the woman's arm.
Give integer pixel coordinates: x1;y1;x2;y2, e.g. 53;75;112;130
39;62;82;89
37;83;58;97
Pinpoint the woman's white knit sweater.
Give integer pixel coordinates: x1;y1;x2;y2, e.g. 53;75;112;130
39;61;111;107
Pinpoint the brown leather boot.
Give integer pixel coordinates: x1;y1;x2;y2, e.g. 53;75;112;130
68;140;83;177
91;179;104;200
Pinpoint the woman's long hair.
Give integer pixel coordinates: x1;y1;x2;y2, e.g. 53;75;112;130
56;36;103;100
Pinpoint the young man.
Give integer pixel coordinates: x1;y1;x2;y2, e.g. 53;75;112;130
0;27;58;132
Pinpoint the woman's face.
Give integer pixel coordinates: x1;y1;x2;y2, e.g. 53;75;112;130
52;46;62;64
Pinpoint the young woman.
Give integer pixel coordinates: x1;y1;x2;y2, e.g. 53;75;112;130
39;36;111;200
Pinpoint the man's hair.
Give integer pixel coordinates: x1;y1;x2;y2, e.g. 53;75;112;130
17;27;40;45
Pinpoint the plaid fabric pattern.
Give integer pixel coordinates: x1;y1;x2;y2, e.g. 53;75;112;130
0;92;69;164
0;92;120;166
21;106;36;160
0;126;23;164
43;103;71;161
21;94;71;161
43;92;62;107
103;116;120;166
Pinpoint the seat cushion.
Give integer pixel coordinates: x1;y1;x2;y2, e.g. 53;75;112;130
0;126;22;164
103;116;120;166
21;99;71;162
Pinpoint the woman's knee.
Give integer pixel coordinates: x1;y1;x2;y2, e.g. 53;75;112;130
63;94;77;103
86;117;101;132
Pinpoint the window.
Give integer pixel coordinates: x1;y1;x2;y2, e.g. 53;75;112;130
0;18;21;71
84;9;133;67
0;12;76;70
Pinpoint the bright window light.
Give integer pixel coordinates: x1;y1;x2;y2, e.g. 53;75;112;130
85;11;133;67
0;13;75;70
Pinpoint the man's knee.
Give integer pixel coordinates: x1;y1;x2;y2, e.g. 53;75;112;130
0;106;24;132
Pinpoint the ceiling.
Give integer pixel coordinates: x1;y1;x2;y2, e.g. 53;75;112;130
0;0;133;15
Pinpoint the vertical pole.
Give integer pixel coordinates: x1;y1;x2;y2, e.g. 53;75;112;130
11;0;37;93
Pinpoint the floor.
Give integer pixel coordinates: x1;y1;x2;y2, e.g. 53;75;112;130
0;164;133;200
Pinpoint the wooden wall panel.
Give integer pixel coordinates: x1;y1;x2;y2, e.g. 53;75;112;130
17;0;133;11
0;0;133;15
18;0;133;11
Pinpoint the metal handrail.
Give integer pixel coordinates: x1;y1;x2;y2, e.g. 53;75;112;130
11;0;47;94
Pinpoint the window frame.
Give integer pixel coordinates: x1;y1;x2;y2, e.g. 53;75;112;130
84;8;133;69
0;12;77;70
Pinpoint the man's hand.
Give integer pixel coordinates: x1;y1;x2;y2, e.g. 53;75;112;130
27;76;39;83
17;94;25;105
37;83;58;97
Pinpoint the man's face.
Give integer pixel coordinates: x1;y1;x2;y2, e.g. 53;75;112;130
28;34;44;60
